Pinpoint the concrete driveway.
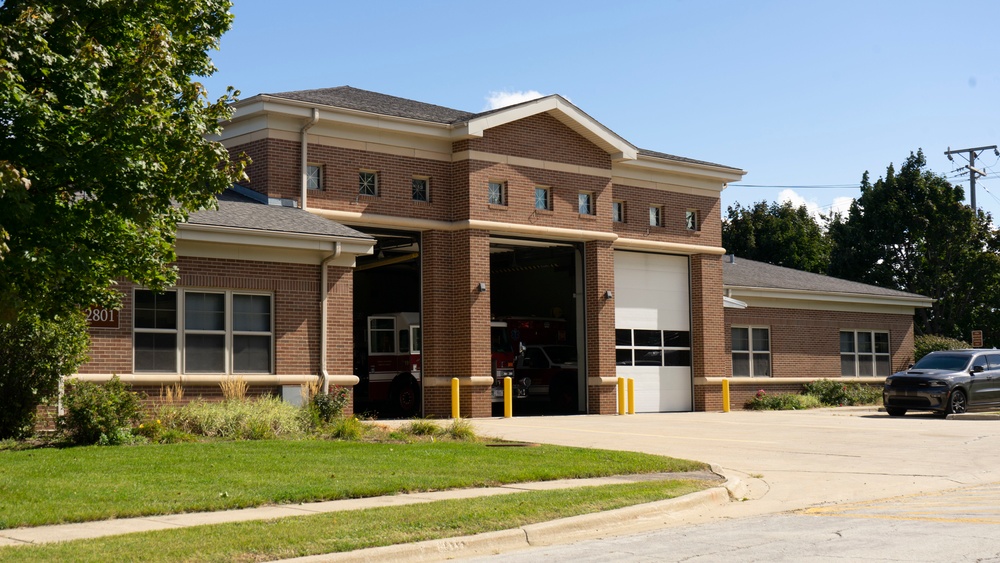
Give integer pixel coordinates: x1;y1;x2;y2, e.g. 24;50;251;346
469;407;1000;519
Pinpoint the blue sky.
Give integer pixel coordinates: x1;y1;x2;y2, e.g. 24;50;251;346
202;0;1000;221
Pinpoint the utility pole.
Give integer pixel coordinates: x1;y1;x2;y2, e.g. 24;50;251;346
945;145;998;211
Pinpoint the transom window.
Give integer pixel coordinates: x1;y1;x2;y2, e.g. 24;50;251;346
841;330;890;376
359;171;378;196
615;329;691;367
134;289;273;374
649;206;662;227
412;177;429;202
306;165;322;190
578;192;594;215
488;181;506;205
685;210;699;231
535;187;550;210
732;326;770;377
612;201;624;223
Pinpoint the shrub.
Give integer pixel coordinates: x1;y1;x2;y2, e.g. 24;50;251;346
0;310;89;439
168;396;308;439
59;376;144;445
446;419;477;441
402;419;441;436
309;387;350;425
744;389;816;410
329;416;364;440
802;379;882;406
219;376;248;401
914;334;970;362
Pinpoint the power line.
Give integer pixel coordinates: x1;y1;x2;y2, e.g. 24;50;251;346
729;183;858;189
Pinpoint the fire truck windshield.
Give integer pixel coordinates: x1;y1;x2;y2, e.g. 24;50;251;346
491;326;513;353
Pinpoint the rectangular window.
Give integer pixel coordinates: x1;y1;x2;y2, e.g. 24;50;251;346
134;289;272;374
649;206;662;227
412;177;429;202
578;192;594;215
488;181;506;205
614;328;691;367
841;330;890;377
535;187;550;210
685;210;699;231
306;165;322;190
368;317;396;354
359;171;378;196
612;201;624;223
732;326;770;377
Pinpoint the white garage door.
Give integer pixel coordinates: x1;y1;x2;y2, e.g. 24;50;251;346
614;251;692;412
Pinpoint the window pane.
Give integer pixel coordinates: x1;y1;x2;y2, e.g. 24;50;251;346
399;330;410;353
135;333;176;372
663;350;691;367
663;330;690;348
135;290;176;330
371;318;393;330
185;334;225;372
612;202;623;222
370;331;395;354
874;332;889;354
634;329;661;347
858;332;873;354
732;352;750;376
875;355;890;377
840;332;855;353
411;327;422;353
751;328;769;352
185;292;224;331
578;193;591;214
488;182;504;205
857;354;874;376
233;335;270;373
634;349;662;366
615;329;632;346
233;295;270;332
616;349;633;366
732;327;749;352
412;178;428;201
649;206;660;226
841;354;856;376
753;353;771;377
307;165;321;190
535;188;548;210
359;172;377;196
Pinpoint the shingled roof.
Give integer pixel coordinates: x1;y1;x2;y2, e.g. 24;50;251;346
185;188;373;241
723;257;928;300
265;86;740;172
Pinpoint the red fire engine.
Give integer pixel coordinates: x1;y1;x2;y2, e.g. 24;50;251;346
358;312;421;416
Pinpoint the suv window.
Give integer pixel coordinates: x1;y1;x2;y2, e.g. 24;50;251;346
987;354;1000;370
913;353;971;371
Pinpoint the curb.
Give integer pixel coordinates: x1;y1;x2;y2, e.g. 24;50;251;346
274;469;736;562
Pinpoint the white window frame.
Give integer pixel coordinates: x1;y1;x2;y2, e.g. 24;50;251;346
612;200;625;223
488;181;506;205
412;176;429;202
731;325;770;377
649;205;662;227
306;164;322;190
840;330;891;377
133;288;274;375
535;186;550;210
359;170;378;196
685;209;699;231
578;192;594;215
368;316;397;355
615;328;692;367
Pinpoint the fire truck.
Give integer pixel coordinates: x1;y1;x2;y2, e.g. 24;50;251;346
490;317;569;404
356;312;421;417
490;321;520;402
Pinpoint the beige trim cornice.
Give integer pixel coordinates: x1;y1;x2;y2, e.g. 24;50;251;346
422;376;494;387
613;237;727;256
588;376;620;386
695;376;887;385
725;286;934;311
69;373;346;386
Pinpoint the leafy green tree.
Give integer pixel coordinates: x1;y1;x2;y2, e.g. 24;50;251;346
0;0;246;321
828;150;1000;339
722;200;831;273
0;0;245;435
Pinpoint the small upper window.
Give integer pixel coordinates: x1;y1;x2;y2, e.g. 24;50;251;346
488;181;506;205
685;210;699;231
578;192;594;215
612;201;624;223
359;171;378;196
412;177;429;202
649;206;662;227
306;165;322;190
535;187;550;210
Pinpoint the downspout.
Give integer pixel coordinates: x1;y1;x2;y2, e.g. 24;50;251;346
300;108;320;210
320;242;342;394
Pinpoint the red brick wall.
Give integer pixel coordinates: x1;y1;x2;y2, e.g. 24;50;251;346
612;184;722;246
724;306;916;377
691;255;726;379
585;240;616;414
459;113;613;170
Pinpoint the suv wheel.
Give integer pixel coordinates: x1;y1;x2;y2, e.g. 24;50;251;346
885;407;906;417
945;389;967;415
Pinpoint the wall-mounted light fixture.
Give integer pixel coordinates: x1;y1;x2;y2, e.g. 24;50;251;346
604;290;613;299
478;282;487;292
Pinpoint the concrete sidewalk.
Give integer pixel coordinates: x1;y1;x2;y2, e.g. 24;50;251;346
0;470;731;549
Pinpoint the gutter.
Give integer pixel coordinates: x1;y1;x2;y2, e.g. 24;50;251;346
300;108;320;209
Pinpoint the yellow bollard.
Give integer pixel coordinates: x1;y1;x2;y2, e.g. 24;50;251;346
503;377;512;418
722;378;730;413
451;377;460;419
617;377;626;415
627;378;635;415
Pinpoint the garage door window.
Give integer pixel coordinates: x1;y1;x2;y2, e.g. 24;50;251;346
841;330;890;376
732;326;770;376
615;329;691;367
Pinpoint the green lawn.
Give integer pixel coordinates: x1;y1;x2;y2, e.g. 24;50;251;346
0;439;706;529
0;480;708;563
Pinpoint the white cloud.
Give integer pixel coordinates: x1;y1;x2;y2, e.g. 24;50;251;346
777;189;855;222
484;90;545;110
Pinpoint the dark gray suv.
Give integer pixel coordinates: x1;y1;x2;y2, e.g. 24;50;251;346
883;349;1000;416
